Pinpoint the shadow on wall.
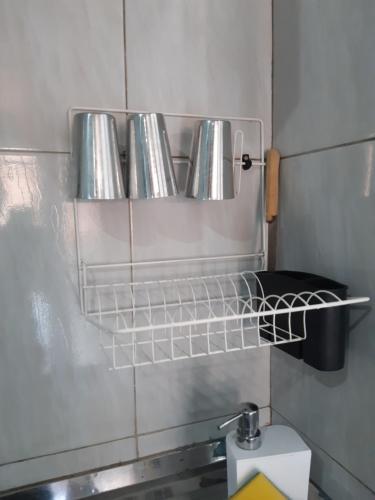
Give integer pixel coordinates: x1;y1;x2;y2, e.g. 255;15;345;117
285;300;370;388
190;356;242;419
348;303;372;333
312;302;372;387
271;291;372;390
180;359;241;446
311;445;350;500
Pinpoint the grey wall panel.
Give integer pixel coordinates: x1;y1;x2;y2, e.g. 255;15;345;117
272;411;375;500
273;0;375;155
273;143;375;492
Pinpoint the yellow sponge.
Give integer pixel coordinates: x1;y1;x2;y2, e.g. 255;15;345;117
230;473;287;499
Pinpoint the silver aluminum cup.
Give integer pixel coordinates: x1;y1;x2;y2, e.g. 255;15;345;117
74;112;125;200
186;119;234;200
126;113;178;199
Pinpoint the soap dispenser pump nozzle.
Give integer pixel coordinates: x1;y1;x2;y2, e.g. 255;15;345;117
218;402;262;450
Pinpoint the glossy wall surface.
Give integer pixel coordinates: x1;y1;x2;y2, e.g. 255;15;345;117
273;0;375;498
0;0;271;491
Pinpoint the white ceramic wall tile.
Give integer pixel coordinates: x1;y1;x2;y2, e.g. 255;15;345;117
273;142;375;491
136;348;270;435
138;407;271;458
0;437;136;492
273;0;375;155
126;0;270;264
76;200;131;265
272;411;375;500
126;0;271;445
125;0;272;154
0;154;135;467
0;1;272;490
0;0;125;151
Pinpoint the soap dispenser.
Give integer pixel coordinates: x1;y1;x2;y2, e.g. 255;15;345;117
219;403;311;499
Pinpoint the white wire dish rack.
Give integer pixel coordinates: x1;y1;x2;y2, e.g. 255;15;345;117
71;108;370;369
80;260;369;370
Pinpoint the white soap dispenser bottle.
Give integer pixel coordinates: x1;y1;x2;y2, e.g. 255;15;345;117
218;403;311;499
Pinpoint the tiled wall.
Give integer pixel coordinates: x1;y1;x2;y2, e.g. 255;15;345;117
273;1;375;498
0;0;271;491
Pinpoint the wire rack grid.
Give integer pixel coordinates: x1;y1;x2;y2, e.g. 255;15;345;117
80;260;369;370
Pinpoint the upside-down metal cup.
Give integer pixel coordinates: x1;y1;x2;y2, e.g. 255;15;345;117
74;112;125;200
125;113;178;199
186;119;235;200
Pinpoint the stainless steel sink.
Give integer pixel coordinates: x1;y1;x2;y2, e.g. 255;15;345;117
1;440;228;500
0;439;326;500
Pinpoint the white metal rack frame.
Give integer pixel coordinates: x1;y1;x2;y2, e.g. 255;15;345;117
71;108;370;370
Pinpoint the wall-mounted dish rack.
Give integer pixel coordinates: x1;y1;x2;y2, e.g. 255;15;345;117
71;108;370;370
78;256;368;370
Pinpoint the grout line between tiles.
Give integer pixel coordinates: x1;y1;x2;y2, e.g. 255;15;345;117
268;0;277;274
123;0;129;109
137;406;271;438
269;0;275;416
271;0;275;150
130;201;138;458
0;435;136;468
280;136;375;160
272;408;375;496
0;407;271;469
122;0;139;460
0;149;69;155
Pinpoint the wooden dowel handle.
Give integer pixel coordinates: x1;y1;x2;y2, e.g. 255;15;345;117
266;148;280;223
